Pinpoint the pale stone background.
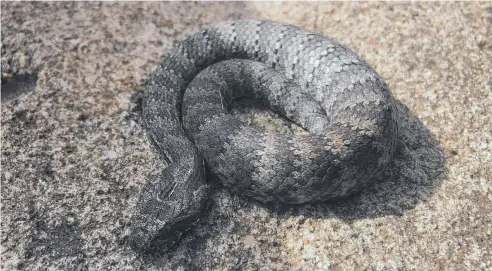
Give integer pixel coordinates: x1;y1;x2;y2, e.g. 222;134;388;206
1;2;491;270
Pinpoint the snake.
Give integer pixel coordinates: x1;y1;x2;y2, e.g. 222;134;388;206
130;20;398;253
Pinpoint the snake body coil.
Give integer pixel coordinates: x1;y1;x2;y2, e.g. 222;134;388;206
130;20;398;252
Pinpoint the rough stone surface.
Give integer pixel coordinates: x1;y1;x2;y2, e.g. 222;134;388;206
1;2;491;270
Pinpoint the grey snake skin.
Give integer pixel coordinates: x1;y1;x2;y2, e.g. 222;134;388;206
130;20;398;253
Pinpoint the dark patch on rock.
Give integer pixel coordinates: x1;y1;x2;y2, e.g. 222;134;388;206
23;210;84;268
77;114;89;122
1;72;38;103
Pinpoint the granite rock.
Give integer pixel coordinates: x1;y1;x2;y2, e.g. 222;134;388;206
2;2;491;270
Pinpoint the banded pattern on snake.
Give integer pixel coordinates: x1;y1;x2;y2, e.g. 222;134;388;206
130;20;398;253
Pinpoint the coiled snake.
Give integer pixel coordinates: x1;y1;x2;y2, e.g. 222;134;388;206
130;20;398;253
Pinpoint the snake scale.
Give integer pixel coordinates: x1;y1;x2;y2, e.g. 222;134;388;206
130;20;398;253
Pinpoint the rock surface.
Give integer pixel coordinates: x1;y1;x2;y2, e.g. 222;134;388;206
1;2;491;270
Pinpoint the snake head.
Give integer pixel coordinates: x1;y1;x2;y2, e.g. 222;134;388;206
129;160;210;253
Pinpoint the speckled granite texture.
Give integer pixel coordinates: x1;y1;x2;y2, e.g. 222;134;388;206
1;2;491;270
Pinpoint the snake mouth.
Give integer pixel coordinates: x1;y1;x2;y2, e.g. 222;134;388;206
129;214;197;254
